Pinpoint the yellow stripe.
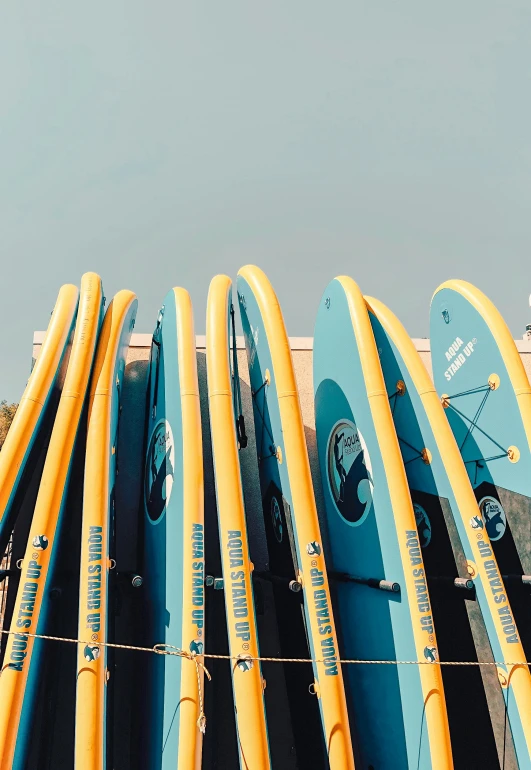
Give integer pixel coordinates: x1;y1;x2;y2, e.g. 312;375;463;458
206;275;271;769
0;273;102;769
74;290;137;770
237;265;355;770
174;288;205;770
335;277;453;770
0;284;78;523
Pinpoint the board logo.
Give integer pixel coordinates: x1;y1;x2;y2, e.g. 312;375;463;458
306;541;321;556
478;496;507;542
443;337;477;382
414;504;431;548
469;514;484;531
32;535;48;551
83;644;100;662
190;639;204;655
271;496;283;543
145;419;175;524
327;420;373;526
424;646;438;663
236;654;254;673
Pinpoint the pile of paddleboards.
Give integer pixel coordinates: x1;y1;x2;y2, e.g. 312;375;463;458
0;268;531;770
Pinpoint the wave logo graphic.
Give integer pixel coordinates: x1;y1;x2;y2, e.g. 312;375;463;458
414;504;432;549
327;419;373;526
479;496;507;542
469;515;484;531
190;639;204;655
424;646;438;663
84;644;100;662
145;419;175;524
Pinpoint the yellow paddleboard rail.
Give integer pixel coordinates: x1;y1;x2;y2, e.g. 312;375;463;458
174;288;205;770
0;283;79;526
335;277;453;770
75;289;137;770
206;274;271;770
0;273;103;770
238;265;355;770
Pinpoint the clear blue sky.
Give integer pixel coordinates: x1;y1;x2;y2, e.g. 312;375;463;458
2;2;531;401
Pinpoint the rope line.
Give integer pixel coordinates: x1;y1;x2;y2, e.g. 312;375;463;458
446;401;507;455
1;626;529;668
2;625;528;735
445;385;491;400
387;391;426;464
459;388;490;452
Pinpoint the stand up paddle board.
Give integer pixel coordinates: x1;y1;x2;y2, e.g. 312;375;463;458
142;288;205;770
314;276;453;770
75;289;137;769
206;274;271;769
367;294;531;769
430;280;531;763
0;272;104;770
0;284;79;557
237;265;354;770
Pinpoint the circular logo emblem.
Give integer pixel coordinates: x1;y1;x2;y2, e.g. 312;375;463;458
32;535;48;551
271;496;283;543
479;496;507;542
190;639;204;655
145;420;175;524
236;654;254;673
84;644;100;662
424;646;438;663
327;420;373;526
469;514;484;531
414;504;431;548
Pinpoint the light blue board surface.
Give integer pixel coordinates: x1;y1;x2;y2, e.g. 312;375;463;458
430;287;531;498
143;290;195;769
370;308;528;768
430;286;531;769
313;278;433;770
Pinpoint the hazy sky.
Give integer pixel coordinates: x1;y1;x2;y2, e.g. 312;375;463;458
2;2;531;401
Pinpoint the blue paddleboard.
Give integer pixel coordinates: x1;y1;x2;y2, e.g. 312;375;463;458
142;288;205;770
430;280;531;766
314;276;453;770
237;266;354;770
368;294;531;769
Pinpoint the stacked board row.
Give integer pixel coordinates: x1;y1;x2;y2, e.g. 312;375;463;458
0;268;530;769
